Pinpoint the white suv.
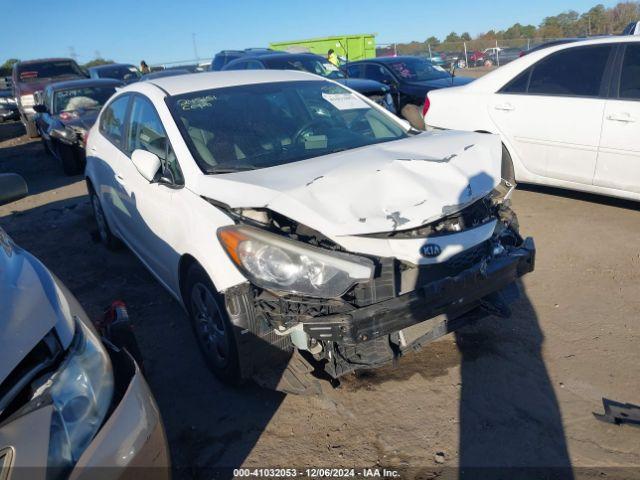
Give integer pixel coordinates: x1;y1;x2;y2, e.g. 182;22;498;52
85;70;535;391
425;36;640;201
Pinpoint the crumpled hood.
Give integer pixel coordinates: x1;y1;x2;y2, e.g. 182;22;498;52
0;228;74;384
193;130;502;237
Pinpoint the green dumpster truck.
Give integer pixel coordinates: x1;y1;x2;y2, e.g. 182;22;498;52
269;34;376;62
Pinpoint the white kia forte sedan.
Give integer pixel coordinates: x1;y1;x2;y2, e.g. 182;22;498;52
85;70;535;392
425;36;640;201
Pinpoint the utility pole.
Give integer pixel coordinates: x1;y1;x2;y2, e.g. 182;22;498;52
68;46;78;62
192;33;199;61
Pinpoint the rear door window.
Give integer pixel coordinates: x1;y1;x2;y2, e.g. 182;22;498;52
500;69;531;94
619;44;640;100
527;45;613;97
346;64;364;78
364;64;396;84
99;95;130;149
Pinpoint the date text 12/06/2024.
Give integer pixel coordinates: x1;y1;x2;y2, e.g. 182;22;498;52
233;468;401;478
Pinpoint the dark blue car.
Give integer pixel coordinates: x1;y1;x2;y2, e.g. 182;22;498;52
345;56;473;115
223;52;396;113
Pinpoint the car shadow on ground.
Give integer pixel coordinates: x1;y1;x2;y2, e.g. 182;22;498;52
518;183;639;211
404;172;573;478
455;283;573;479
0;123;83;197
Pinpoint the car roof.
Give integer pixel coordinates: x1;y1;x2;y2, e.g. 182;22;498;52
349;56;426;64
454;35;640;93
127;69;322;96
16;58;76;66
46;78;124;90
141;69;191;80
224;52;322;68
89;63;136;71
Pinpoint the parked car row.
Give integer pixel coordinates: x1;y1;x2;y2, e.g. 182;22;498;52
34;78;123;174
424;36;640;201
0;89;19;122
12;58;88;137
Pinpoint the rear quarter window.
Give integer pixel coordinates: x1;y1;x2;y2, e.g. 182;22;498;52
619;44;640;100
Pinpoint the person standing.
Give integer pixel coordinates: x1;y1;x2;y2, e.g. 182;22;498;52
140;60;150;74
327;49;340;67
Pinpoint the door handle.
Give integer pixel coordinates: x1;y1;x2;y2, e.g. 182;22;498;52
494;103;515;112
115;174;126;186
606;113;635;123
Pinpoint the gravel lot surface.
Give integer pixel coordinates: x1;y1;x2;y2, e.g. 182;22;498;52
1;118;639;479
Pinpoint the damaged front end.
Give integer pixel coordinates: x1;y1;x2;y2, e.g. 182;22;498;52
212;181;535;381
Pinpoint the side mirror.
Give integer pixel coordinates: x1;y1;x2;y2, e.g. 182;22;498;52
0;173;28;206
131;149;161;182
33;104;48;114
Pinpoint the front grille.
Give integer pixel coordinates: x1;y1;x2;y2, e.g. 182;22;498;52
400;240;492;291
446;240;492;271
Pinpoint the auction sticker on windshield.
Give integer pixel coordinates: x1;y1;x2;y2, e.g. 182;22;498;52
321;93;368;110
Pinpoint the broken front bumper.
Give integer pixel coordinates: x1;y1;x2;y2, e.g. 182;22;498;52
302;237;535;345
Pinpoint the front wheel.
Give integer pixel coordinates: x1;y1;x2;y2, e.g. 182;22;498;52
185;264;241;384
60;144;82;176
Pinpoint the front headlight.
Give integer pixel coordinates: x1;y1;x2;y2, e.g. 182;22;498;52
33;319;114;475
218;225;374;298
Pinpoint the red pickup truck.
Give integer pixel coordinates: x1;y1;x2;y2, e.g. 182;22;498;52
12;58;87;137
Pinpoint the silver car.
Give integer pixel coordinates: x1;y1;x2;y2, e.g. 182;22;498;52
0;174;170;479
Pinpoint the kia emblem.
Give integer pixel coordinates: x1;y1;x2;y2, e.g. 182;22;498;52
420;243;442;258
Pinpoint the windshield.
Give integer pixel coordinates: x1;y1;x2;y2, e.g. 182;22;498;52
97;65;140;82
167;80;407;174
53;86;117;114
387;58;450;82
265;56;345;79
17;61;84;83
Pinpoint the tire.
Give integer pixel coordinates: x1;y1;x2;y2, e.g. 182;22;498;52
90;188;121;250
185;264;241;384
60;144;82;176
501;144;516;186
24;118;39;138
41;137;52;156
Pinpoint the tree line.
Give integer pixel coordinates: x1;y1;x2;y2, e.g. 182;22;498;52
391;1;639;55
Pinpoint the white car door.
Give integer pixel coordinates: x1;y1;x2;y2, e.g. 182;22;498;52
117;95;184;285
489;44;614;184
595;43;640;194
92;94;135;239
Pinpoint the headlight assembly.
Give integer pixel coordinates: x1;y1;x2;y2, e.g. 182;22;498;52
31;319;114;476
218;225;373;298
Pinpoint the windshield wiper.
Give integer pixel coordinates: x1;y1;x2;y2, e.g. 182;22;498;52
206;165;256;174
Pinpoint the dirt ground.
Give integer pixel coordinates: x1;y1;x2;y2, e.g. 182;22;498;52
1;120;639;480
